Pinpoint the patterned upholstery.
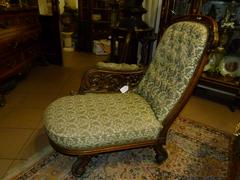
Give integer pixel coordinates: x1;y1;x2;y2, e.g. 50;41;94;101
96;62;141;71
44;93;161;150
136;21;208;123
43;21;209;150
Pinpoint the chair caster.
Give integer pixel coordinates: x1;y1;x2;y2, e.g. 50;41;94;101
154;145;168;164
71;156;91;177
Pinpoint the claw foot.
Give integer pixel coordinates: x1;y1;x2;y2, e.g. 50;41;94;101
154;145;168;164
71;156;91;177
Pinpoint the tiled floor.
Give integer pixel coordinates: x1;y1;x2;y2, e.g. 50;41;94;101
0;51;106;178
0;51;239;178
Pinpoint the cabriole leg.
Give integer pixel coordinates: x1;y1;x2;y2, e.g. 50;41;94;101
71;156;92;177
154;145;168;164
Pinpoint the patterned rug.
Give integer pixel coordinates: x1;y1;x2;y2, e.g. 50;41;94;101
4;116;234;179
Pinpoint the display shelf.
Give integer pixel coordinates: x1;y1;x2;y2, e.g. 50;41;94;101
199;72;239;95
201;72;240;87
198;72;240;111
78;0;112;51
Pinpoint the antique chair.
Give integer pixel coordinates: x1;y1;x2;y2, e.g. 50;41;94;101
43;15;217;177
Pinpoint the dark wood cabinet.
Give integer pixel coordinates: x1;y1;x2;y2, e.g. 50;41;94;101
0;7;41;106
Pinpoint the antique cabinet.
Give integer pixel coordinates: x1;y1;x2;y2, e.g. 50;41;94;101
159;0;240;110
78;0;112;51
0;7;41;106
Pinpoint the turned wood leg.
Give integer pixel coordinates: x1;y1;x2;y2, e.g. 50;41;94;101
154;145;168;164
0;94;6;107
71;156;92;177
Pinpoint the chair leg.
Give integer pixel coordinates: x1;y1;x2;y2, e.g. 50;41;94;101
154;144;168;164
71;156;92;177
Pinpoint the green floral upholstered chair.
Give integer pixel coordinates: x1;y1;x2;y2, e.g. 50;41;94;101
43;16;217;177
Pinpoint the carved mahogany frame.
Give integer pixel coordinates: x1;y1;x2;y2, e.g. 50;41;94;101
48;15;218;177
79;67;145;93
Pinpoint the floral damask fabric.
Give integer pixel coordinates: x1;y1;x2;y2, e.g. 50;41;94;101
43;93;162;150
136;21;208;123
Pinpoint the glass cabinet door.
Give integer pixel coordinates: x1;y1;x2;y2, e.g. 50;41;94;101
202;1;240;75
159;0;240;111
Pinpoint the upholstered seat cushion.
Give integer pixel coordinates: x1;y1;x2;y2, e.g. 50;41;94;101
96;62;141;71
43;93;162;150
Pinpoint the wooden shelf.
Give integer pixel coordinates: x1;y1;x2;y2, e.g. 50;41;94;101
201;72;240;87
91;20;110;24
78;0;112;51
199;73;240;95
197;72;240;111
92;8;111;11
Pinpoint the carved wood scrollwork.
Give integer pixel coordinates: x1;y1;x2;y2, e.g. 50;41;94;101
79;68;145;93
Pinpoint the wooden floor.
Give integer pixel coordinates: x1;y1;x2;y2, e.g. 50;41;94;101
0;51;239;178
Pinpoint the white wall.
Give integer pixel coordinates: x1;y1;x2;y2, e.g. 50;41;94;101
142;0;163;57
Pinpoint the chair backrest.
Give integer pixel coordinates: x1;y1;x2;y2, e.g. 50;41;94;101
135;16;217;126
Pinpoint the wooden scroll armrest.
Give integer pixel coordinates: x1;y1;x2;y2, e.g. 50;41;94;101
79;67;145;93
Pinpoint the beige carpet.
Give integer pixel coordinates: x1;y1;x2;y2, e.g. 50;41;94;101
4;116;235;179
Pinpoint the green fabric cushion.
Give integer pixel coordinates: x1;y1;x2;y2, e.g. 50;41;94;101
136;21;209;124
43;93;162;150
